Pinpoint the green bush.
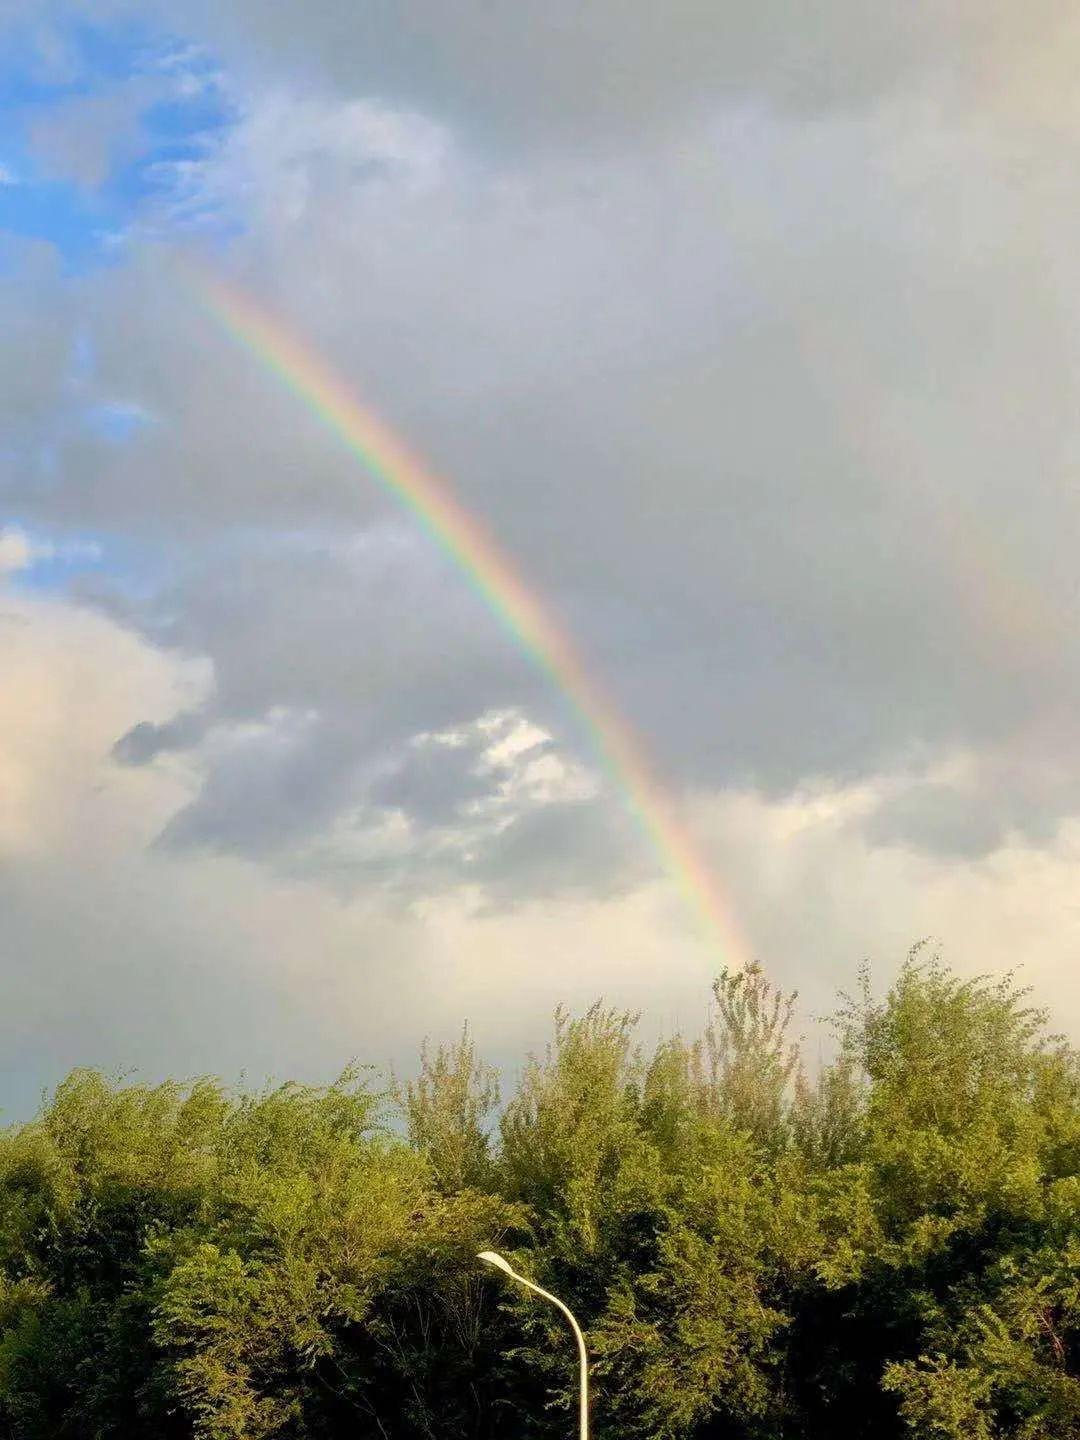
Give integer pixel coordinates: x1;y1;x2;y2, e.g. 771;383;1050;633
0;949;1075;1438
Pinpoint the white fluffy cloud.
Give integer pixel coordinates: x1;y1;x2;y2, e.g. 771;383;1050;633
0;528;33;574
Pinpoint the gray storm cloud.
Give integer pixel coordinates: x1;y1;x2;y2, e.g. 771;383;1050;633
162;0;1080;148
10;69;1080;876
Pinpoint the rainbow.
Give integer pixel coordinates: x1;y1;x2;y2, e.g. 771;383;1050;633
190;268;750;966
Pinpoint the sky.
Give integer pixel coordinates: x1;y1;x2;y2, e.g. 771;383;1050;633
2;1;1080;1115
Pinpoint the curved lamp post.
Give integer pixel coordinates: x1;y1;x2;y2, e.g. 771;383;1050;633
478;1250;589;1440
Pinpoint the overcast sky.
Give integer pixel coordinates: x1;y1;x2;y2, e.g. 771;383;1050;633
2;1;1079;1115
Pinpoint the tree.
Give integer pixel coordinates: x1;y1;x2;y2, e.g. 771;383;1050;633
0;949;1075;1439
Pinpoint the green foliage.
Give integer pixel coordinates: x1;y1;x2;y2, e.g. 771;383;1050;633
0;946;1076;1438
395;1027;500;1193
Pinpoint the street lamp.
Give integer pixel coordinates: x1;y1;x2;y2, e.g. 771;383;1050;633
478;1251;589;1440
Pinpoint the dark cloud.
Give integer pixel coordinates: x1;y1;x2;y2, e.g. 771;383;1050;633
156;712;360;854
368;732;497;826
465;796;651;910
114;709;206;764
860;727;1080;859
862;782;1013;858
166;0;1077;149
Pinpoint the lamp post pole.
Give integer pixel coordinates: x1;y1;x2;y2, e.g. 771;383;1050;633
478;1251;589;1440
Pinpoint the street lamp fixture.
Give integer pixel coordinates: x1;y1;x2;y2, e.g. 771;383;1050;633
477;1251;589;1440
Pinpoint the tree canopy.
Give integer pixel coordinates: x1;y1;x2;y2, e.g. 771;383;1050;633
0;948;1076;1438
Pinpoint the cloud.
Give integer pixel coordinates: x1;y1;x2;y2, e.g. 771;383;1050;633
26;85;159;190
17;81;1073;870
153;0;1080;150
5;74;1080;878
0;575;715;1113
859;727;1080;859
0;525;101;576
2;577;1078;1120
1;572;1078;1121
692;779;1080;1041
2;1;1080;1107
0;580;202;861
0;528;34;574
0;248;84;445
0;580;423;1109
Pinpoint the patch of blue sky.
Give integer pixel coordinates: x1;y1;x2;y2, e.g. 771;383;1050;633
0;518;103;589
106;57;236;224
0;18;232;603
1;516;176;604
0;14;239;268
82;400;156;443
0;14;156;106
11;545;104;594
0;166;119;267
143;77;234;143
